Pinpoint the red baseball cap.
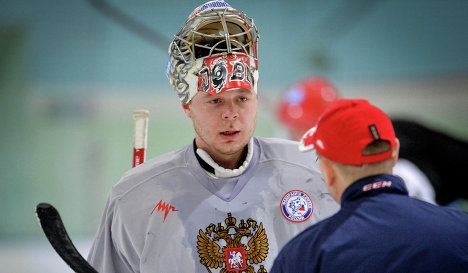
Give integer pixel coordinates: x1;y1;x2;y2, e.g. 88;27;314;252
299;99;397;165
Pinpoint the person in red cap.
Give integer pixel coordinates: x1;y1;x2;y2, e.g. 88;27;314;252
271;98;468;273
275;76;468;208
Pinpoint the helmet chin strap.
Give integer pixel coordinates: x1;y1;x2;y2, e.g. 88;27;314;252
196;138;253;178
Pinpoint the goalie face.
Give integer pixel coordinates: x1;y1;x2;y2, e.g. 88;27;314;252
167;0;259;104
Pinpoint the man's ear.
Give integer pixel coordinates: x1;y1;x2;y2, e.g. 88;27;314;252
182;102;191;117
319;157;335;188
319;157;340;203
391;138;400;167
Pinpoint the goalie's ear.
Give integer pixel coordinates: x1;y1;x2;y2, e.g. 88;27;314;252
182;102;191;118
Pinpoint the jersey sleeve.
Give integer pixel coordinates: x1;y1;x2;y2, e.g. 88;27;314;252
87;195;135;273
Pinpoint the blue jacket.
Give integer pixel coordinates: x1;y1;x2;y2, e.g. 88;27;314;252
271;174;468;273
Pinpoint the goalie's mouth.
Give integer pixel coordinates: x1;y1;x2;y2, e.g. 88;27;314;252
221;130;239;135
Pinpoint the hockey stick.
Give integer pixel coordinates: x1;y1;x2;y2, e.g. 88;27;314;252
35;202;98;273
36;109;150;272
132;109;150;167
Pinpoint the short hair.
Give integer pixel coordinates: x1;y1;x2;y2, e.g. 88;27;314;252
362;140;391;156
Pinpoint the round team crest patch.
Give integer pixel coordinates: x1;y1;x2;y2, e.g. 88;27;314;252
280;190;314;222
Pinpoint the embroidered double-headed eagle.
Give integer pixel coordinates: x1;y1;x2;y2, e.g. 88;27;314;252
197;213;269;273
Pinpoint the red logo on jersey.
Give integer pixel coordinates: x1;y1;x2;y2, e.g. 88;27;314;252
225;247;246;271
150;200;178;222
362;180;392;192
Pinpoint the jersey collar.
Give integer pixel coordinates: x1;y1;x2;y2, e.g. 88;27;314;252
341;174;409;204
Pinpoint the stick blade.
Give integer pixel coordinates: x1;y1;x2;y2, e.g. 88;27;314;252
36;203;99;273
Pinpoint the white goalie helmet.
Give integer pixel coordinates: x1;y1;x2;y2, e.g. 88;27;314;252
166;0;259;104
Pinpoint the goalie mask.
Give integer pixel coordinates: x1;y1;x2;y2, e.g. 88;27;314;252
167;0;259;104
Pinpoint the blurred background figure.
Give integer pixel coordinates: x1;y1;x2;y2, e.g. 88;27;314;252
275;75;468;209
276;77;339;141
391;119;468;207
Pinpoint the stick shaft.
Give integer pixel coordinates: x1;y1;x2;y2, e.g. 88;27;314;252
132;109;150;167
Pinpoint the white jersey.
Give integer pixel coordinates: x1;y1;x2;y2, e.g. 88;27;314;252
87;136;339;273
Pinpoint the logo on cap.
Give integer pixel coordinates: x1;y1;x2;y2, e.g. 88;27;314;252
280;190;314;222
369;124;381;140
